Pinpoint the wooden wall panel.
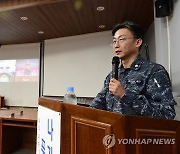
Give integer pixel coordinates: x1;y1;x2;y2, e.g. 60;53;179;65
71;116;112;154
136;129;176;154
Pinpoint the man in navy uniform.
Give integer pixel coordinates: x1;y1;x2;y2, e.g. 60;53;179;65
91;21;176;119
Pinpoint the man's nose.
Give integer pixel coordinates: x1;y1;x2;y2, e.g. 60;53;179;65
114;41;120;48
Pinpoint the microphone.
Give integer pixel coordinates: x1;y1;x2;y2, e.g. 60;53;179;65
112;56;120;80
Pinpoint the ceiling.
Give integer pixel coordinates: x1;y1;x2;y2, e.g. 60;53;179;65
0;0;154;45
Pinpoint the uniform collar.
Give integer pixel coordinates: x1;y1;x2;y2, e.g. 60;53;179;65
120;54;144;72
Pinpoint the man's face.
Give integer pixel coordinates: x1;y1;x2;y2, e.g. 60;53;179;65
112;28;141;60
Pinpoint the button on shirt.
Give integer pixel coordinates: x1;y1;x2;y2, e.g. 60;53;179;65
91;55;176;119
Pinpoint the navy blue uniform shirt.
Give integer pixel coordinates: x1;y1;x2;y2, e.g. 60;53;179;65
91;55;176;119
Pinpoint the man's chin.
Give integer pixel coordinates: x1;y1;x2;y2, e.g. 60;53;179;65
115;54;123;59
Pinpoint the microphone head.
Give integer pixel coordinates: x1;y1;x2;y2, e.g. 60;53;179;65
112;56;120;64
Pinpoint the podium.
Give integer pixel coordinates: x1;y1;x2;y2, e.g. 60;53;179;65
39;97;180;154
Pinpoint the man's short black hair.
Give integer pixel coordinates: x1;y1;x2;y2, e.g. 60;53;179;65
112;21;144;44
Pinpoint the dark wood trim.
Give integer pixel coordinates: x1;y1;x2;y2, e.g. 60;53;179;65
0;0;67;11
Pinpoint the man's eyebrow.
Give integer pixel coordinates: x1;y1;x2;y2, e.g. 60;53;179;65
113;35;126;39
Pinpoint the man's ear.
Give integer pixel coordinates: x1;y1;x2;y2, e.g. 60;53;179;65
135;38;143;48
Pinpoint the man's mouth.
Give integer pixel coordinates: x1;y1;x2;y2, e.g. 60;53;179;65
115;50;122;54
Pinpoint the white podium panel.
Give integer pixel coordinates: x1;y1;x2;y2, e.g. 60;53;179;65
36;105;61;154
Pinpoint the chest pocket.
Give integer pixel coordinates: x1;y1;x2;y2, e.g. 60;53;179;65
125;76;145;90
